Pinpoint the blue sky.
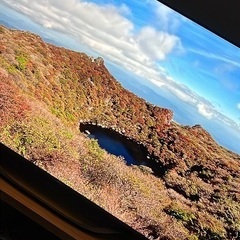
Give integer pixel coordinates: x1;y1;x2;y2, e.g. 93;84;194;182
0;0;239;154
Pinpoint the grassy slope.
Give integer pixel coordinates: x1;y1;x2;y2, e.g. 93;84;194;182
0;25;239;240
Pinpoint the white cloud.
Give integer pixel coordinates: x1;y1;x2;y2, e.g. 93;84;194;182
189;48;240;68
155;3;175;29
216;112;240;132
153;1;185;32
117;3;132;16
197;103;214;119
1;0;182;82
237;103;240;110
136;26;180;60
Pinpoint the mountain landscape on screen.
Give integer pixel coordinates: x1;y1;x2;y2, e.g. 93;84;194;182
0;25;240;240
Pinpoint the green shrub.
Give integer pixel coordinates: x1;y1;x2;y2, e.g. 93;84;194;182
16;53;28;71
86;139;104;161
165;205;196;224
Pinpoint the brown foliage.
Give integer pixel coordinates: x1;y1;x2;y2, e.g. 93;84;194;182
0;73;30;127
1;25;240;240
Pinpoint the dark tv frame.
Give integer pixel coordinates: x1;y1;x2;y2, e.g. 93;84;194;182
158;0;240;48
0;1;238;239
0;143;148;240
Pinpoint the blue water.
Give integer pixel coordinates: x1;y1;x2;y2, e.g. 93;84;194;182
89;132;145;165
80;124;166;176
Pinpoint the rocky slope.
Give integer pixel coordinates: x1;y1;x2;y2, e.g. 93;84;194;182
0;25;239;240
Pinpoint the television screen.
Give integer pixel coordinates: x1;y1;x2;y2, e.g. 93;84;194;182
0;1;239;239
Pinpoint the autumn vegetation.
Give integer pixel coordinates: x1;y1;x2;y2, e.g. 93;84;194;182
0;25;240;240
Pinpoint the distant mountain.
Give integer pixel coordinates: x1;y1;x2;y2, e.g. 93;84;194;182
0;19;18;29
0;12;25;30
1;25;239;240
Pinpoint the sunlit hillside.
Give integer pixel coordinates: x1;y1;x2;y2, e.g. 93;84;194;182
1;26;239;240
